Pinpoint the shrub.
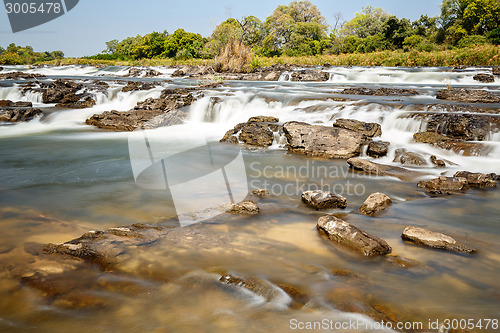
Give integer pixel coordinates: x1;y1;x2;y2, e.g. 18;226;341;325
487;28;500;45
214;40;253;73
456;35;488;48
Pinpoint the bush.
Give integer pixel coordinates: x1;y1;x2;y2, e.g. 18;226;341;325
456;35;488;48
214;40;253;73
488;28;500;45
403;35;423;50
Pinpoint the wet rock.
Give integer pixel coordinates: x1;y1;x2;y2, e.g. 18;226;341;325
493;67;500;76
424;113;499;141
283;121;368;159
413;132;492;156
332;118;382;137
359;193;392;216
417;176;469;191
413;132;450;144
172;65;214;77
473;73;495;83
393;148;428;166
0;66;3;71
220;116;281;147
127;67;161;77
301;190;347;210
430;155;446;167
453;65;467;70
0;100;33;107
86;88;198;131
401;226;476;254
0;107;43;122
436;88;500;103
366;141;389;158
227;201;260;215
385;255;423;270
121;81;157;92
56;94;96;109
251;189;270;197
453;171;497;188
317;216;392;256
290;69;329;82
347;157;424;181
42;79;83;104
340;87;419;96
0;72;45;80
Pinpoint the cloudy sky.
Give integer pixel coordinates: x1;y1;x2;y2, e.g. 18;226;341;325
0;0;443;57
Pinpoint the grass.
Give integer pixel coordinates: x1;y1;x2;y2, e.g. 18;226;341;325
39;45;500;68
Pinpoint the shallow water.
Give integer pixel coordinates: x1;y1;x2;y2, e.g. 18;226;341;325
0;65;499;332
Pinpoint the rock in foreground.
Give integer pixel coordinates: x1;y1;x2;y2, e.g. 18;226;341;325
227;201;260;215
401;226;476;254
453;171;497;188
366;141;389;158
301;190;347;210
317;216;392;256
220;116;281;147
0;107;43;122
359;193;392;216
417;176;469;191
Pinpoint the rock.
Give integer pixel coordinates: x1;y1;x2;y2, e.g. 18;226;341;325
56;94;96;109
393;148;428;166
121;81;157;92
251;189;270;197
424;113;499;141
413;132;492;156
366;141;389;158
290;69;329;82
493;67;500;76
0;66;3;71
340;87;419;96
0;108;43;122
317;216;392;256
347;157;424;181
0;72;45;79
436;88;500;103
359;193;392;216
453;65;467;70
86;88;198;131
283;121;368;159
127;67;161;77
171;65;214;77
220;116;281;147
413;132;450;144
301;190;347;210
0;100;33;107
401;226;476;254
473;73;495;83
227;201;259;215
417;176;469;191
42;79;84;104
453;171;497;188
332;118;382;137
430;155;446;167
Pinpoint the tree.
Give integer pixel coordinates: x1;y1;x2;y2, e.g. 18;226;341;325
104;39;119;54
163;29;204;58
207;18;243;56
341;6;390;38
0;46;4;55
413;15;439;38
383;16;413;48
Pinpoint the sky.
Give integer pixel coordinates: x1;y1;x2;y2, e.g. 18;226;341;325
0;0;443;57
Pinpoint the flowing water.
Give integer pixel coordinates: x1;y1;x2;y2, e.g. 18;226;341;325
0;65;499;332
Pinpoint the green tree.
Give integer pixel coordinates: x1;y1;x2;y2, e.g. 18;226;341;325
163;29;204;58
104;39;119;54
341;6;390;38
129;31;167;59
383;16;413;48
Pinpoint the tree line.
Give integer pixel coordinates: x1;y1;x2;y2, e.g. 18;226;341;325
90;0;499;61
0;44;64;65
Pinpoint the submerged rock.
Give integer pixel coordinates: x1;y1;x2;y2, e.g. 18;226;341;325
417;176;469;191
453;171;497;188
401;226;476;254
301;190;347;210
340;87;419;96
366;141;389;158
0;107;43;122
436;88;500;103
227;201;260;215
473;73;495;83
251;189;270;197
393;148;428;166
332;118;382;137
430;155;446;167
347;157;424;181
359;193;392;216
220;116;281;147
317;216;392;256
283;121;368;159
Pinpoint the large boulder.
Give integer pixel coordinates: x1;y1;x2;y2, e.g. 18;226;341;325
423;113;499;141
317;216;392;256
220;116;281;147
290;69;329;82
453;171;497;188
366;141;389;158
301;190;347;210
0;107;42;122
401;226;476;254
436;88;500;103
473;73;495;83
283;121;368;159
417;176;469;191
359;193;392;216
332;118;382;137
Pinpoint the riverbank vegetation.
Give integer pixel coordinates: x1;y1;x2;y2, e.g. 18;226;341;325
1;0;499;68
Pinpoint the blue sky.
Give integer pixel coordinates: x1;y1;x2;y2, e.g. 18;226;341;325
0;0;443;57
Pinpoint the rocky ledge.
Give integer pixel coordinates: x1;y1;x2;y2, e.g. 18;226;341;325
436;88;500;103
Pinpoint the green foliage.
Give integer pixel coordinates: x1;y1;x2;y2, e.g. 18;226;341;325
163;29;204;59
456;34;488;47
487;27;500;44
0;43;64;64
341;6;390;38
383;16;413;49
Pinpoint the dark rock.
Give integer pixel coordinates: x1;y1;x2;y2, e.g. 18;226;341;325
227;201;259;215
171;65;214;77
493;67;500;76
290;69;329;82
0;66;3;71
42;79;83;104
436;88;500;103
401;226;476;254
413;132;492;156
283;121;368;159
473;73;495;83
359;193;392;216
347;157;425;181
453;171;497;188
301;190;347;210
122;81;157;92
0;108;43;122
0;72;45;80
366;141;389;158
127;67;161;77
453;65;467;70
56;94;96;109
340;87;419;96
317;216;392;256
417;176;469;191
430;155;446;167
0;100;33;107
220;116;281;147
423;113;499;141
332;118;382;137
393;148;428;166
